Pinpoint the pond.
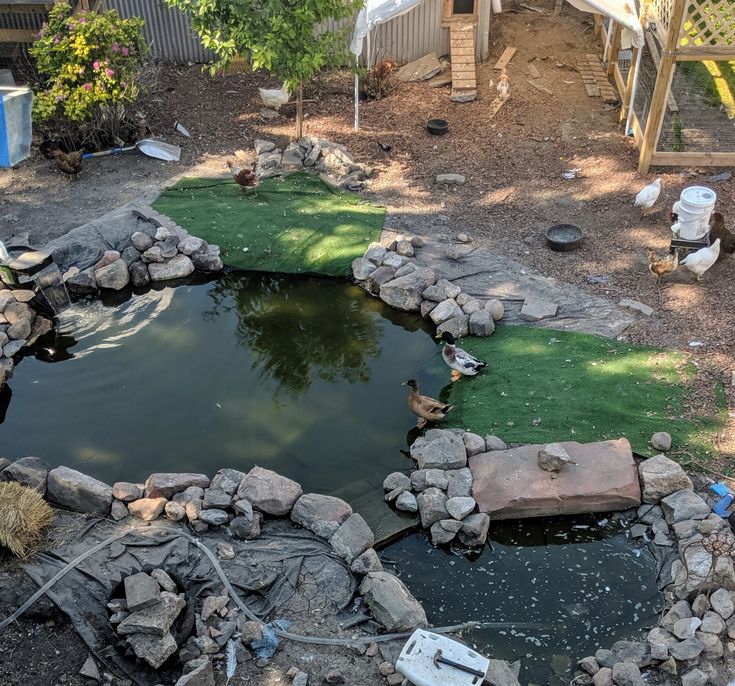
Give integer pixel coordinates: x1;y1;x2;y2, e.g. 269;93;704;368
0;272;661;682
384;515;661;685
0;273;443;492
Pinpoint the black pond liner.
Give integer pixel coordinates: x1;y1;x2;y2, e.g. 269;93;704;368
22;519;355;686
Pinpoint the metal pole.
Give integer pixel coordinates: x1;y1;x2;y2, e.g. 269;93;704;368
354;72;359;130
625;46;643;136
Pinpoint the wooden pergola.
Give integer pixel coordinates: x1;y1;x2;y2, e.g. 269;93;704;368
599;0;735;173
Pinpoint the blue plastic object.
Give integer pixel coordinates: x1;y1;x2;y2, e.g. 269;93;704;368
0;86;32;168
250;619;292;658
709;482;734;517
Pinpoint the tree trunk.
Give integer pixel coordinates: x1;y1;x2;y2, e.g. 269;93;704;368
296;82;303;140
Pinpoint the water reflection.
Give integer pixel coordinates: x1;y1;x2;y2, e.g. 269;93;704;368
204;273;382;398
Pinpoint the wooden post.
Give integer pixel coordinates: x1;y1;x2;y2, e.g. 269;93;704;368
594;14;603;39
606;22;622;76
295;83;303;140
638;0;688;174
619;46;639;122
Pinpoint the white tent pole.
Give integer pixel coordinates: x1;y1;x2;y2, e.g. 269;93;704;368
602;17;614;63
625;46;643;136
354;72;359;130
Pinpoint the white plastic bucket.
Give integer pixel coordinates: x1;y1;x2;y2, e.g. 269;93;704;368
671;186;716;240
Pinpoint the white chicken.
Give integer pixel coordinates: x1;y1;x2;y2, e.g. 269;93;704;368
634;178;662;216
679;238;721;281
258;81;290;111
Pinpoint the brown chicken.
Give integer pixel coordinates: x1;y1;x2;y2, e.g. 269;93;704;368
50;148;83;176
227;160;258;194
647;248;678;280
709;212;735;257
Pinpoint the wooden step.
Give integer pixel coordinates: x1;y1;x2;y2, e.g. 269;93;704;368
450;23;477;102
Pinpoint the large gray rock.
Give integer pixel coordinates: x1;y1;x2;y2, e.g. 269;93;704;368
436;315;470;339
148;254;195;282
365;266;396;295
446;496;476;520
469;310;495;337
199;509;229;526
291;493;352;539
711;588;734;619
410;430;467;470
131;231;153;251
127;631;178;669
351;548;383;575
95;259;130;290
430;519;462;545
191;246;223;272
1;456;49;494
352;257;376;281
484;660;521;686
611;663;644;686
359;572;427;631
662;490;710;523
129;261;150;288
202;488;231;510
329;513;374;563
446;468;473;498
610;640;650;667
237;466;302;516
124;572;162;612
462;433;485;458
416;488;449;529
680;669;709;686
458;513;490;546
379;269;436;312
639;455;693;503
410;468;448;492
364;244;387;266
383;472;411;493
117;591;185;637
112;482;143;502
210;468;247;495
395;491;418;513
175;657;214;686
673;617;701;639
230;513;262;540
668;637;704;661
430;298;463;325
47;466;112;516
145;473;209;499
177;236;206;256
700;610;725;634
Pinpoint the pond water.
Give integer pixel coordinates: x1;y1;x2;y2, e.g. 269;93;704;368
384;515;661;685
1;273;661;681
0;273;444;492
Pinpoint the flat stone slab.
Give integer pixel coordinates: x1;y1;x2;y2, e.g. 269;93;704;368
519;296;558;321
469;438;641;519
411;242;633;338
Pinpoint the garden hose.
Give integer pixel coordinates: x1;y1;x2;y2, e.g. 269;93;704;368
0;520;545;648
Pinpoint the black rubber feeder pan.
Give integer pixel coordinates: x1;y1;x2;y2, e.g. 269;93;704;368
545;224;583;252
427;118;449;136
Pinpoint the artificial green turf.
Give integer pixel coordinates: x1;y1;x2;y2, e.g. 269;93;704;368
442;326;725;459
152;172;385;277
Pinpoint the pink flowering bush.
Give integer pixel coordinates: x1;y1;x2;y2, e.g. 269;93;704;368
31;3;147;146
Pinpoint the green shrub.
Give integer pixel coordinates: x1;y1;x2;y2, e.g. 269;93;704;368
30;2;147;148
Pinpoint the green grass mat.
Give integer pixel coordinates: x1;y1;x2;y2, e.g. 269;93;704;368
442;326;725;458
152;172;385;277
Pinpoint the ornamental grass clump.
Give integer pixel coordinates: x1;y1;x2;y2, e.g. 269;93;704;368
30;2;148;150
0;481;54;558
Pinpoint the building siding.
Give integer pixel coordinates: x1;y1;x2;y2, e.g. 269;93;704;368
2;0;492;66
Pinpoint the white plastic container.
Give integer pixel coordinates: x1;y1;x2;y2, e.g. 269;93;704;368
0;86;33;168
395;629;489;686
671;186;716;240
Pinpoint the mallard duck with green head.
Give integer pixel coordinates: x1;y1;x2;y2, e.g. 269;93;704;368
438;331;487;382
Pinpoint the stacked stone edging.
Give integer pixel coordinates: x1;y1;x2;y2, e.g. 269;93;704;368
383;428;508;547
0;458;428;673
352;239;504;337
572;454;735;686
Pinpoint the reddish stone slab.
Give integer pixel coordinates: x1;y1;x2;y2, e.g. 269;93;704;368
469;438;641;519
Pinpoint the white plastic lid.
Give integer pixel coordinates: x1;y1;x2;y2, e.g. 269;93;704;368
680;186;717;207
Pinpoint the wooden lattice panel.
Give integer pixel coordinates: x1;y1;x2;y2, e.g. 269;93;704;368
683;0;735;48
649;0;673;39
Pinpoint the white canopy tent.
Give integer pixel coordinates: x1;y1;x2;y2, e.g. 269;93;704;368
350;0;644;131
